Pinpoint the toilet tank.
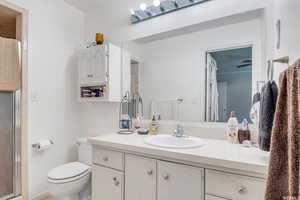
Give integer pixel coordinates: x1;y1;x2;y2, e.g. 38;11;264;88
77;138;92;165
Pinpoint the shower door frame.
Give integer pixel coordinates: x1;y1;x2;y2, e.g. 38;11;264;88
0;91;21;200
0;1;29;200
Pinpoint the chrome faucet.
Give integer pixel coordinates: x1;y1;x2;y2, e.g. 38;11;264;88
173;124;184;137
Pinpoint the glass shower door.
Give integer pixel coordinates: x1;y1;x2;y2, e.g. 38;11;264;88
0;91;21;200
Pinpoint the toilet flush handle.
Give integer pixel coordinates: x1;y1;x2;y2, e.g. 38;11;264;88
103;156;109;162
113;177;120;186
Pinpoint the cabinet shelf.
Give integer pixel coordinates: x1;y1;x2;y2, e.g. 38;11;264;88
79;97;108;102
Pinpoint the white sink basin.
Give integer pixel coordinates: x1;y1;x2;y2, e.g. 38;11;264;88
144;135;205;149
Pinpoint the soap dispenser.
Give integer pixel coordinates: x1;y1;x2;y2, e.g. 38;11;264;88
226;111;239;143
238;118;251;144
149;115;159;135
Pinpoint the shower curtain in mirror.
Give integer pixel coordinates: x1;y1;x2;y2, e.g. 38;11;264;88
206;53;219;122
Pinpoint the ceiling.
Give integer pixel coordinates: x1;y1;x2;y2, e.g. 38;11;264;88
211;47;252;74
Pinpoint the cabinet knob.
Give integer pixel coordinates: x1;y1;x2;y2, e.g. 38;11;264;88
162;173;169;180
147;169;153;175
103;156;109;162
238;186;246;194
87;74;93;78
113;177;120;186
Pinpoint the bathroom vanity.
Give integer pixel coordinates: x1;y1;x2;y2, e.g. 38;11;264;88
88;133;268;200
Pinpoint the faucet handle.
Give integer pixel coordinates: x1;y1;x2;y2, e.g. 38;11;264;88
173;124;184;137
177;124;183;130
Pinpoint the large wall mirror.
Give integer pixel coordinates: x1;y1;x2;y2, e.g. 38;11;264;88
123;11;264;123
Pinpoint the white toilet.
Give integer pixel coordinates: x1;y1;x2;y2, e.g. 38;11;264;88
48;138;92;200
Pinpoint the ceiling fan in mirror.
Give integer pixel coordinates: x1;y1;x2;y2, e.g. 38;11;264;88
237;59;252;68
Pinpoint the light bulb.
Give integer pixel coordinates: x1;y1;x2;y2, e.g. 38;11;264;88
130;8;135;15
153;0;161;7
140;3;147;11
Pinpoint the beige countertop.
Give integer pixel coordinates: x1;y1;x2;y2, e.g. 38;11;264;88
88;133;269;177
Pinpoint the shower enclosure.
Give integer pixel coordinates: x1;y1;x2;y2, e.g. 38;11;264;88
0;2;27;199
0;91;21;200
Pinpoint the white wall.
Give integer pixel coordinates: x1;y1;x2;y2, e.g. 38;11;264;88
272;0;300;81
134;19;261;122
6;0;84;198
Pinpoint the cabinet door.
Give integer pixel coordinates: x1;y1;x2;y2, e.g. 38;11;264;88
79;46;107;85
0;38;21;91
92;45;107;84
125;155;156;200
206;169;266;200
92;165;123;200
79;49;93;84
158;161;204;200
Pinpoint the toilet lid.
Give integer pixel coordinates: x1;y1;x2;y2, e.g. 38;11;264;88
48;162;90;181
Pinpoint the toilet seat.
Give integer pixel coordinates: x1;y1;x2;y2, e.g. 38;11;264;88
48;162;91;184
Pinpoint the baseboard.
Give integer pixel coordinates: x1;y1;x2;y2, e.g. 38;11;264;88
32;192;52;200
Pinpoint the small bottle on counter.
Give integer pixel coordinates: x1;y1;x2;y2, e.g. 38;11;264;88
226;111;239;143
238;119;251;144
149;115;159;135
120;114;131;129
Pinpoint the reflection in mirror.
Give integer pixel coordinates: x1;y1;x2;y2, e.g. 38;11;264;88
123;13;262;124
206;47;252;123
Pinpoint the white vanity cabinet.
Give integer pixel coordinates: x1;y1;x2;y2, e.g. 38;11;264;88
157;161;204;200
125;155;156;200
91;146;266;200
205;169;266;200
92;165;124;200
124;155;204;200
92;148;125;200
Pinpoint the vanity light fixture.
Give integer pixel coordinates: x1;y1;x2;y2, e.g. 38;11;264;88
140;3;147;11
130;0;211;24
130;8;135;15
153;0;161;7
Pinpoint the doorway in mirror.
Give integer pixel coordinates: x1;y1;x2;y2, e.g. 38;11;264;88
206;46;252;123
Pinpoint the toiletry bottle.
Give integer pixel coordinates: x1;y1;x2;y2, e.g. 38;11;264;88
133;115;142;130
121;114;130;129
226;111;239;143
238;119;251;144
149;115;159;135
